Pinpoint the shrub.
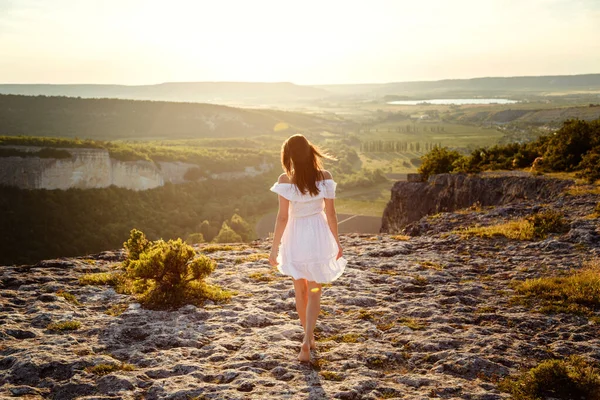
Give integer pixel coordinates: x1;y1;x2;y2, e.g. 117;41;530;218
526;210;568;239
498;356;600;400
418;146;462;179
213;222;243;243
121;231;231;309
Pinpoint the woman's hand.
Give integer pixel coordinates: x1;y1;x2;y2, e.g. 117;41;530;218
336;243;343;260
269;248;278;266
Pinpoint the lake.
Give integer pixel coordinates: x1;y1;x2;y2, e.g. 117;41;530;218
387;98;519;105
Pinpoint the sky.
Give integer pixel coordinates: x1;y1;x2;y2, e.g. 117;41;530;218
0;0;599;85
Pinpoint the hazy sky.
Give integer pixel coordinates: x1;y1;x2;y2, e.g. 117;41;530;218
1;0;599;85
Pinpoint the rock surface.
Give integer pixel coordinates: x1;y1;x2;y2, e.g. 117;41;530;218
1;183;599;399
381;173;572;232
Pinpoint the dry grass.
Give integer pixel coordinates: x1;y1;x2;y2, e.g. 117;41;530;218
398;317;427;330
85;363;135;375
512;258;600;315
79;272;122;286
390;235;411;241
320;371;344;381
564;185;600;196
457;219;535;240
56;290;80;305
105;303;129;316
247;271;274;282
47;320;81;331
201;244;247;253
235;253;269;264
419;261;444;271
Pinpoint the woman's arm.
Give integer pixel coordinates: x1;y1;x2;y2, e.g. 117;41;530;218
324;198;343;260
269;194;289;266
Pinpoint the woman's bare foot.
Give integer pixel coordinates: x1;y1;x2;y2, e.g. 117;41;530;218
309;337;316;349
298;341;311;362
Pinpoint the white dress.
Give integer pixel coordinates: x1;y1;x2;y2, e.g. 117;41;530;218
270;179;347;283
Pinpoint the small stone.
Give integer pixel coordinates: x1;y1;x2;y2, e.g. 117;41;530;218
237;381;255;392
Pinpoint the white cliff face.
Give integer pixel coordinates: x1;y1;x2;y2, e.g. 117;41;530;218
0;146;273;191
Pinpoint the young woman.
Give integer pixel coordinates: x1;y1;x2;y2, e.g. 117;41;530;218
269;134;347;362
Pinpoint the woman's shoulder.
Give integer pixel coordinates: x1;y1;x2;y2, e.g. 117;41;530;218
321;170;333;180
277;173;291;184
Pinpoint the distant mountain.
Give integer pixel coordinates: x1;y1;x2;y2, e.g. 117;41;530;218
315;73;600;98
0;82;330;106
2;74;599;105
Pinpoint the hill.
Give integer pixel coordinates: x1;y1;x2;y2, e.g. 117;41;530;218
0;94;335;140
318;73;600;98
0;82;330;106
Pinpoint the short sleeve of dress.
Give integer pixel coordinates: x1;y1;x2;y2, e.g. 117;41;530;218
270;182;292;200
323;180;337;199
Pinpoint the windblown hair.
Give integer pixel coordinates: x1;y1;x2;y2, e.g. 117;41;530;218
281;134;335;196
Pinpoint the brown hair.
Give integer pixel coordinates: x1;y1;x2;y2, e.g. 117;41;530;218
281;134;334;196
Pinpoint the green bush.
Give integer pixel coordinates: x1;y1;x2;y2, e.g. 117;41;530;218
228;213;253;241
576;148;600;183
418;146;462;179
213;222;243;243
121;231;231;309
526;210;569;239
186;233;205;244
498;356;600;400
543;119;599;172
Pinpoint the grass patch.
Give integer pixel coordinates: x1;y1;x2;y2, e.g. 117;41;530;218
356;309;384;321
456;210;567;241
323;333;363;343
85;363;135;375
419;261;444;271
56;290;80;305
247;271;273;282
235;253;269;264
476;306;497;314
398;317;427;330
47;320;81;331
498;356;600;400
390;234;411;241
79;272;122;286
376;322;395;331
201;244;247;253
565;185;600;196
320;371;344;381
105;303;129;316
512;258;600;315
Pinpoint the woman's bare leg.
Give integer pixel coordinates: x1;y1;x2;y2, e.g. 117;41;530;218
299;280;322;362
292;278;308;329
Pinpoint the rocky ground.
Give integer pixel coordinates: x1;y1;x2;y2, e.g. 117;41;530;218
1;186;599;399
